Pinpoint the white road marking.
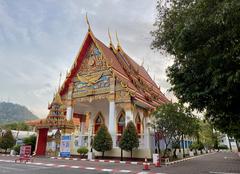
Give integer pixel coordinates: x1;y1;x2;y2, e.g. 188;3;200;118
119;170;131;173
32;162;43;165
101;169;113;172
85;167;95;170
131;162;138;164
57;165;67;167
71;166;80;168
120;161;126;164
109;160;115;163
45;163;55;166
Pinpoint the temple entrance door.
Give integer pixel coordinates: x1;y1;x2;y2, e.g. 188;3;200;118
35;128;48;155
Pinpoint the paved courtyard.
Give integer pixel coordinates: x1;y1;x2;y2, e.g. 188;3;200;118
0;152;239;174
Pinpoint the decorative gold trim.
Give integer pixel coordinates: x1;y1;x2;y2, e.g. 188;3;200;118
115;31;121;50
85;13;91;31
108;28;113;46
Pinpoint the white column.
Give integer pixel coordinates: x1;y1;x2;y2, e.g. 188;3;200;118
78;122;85;146
109;100;116;147
66;106;73;121
144;117;151;149
86;112;92;151
126;109;133;124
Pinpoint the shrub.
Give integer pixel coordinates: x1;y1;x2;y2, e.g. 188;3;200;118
0;130;16;152
218;144;228;150
23;135;36;154
119;121;139;159
93;124;113;158
77;147;88;157
13;144;21;155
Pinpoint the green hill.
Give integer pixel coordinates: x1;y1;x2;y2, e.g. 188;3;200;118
0;102;38;124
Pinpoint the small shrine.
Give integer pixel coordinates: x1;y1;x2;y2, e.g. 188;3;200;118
27;17;169;158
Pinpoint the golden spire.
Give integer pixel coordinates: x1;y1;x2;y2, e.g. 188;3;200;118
85;13;91;32
108;28;113;46
108;28;117;54
115;31;121;50
58;72;62;91
54;92;63;105
141;57;144;66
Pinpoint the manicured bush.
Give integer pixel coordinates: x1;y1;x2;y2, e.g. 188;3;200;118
23;135;36;154
13;144;21;155
77;147;88;157
0;130;16;152
93;124;113;158
119;121;139;159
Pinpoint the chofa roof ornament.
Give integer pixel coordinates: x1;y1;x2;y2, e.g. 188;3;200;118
85;13;91;32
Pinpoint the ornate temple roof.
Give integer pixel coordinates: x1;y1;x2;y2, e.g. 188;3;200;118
59;28;169;108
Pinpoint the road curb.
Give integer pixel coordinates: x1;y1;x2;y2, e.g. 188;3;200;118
49;156;155;166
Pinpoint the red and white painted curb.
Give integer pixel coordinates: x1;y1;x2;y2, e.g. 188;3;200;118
0;158;166;174
49;156;154;166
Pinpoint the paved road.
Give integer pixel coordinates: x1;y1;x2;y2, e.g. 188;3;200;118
0;152;239;174
150;152;240;174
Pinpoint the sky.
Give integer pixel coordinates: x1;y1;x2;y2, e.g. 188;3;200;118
0;0;175;118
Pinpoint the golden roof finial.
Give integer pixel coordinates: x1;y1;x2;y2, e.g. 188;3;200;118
85;13;91;32
58;72;62;91
54;91;63;104
115;31;121;50
141;57;144;66
108;28;113;46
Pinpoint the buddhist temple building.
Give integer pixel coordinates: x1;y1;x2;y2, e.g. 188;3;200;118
27;20;169;158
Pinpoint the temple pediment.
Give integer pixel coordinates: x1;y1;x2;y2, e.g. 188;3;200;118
72;42;111;98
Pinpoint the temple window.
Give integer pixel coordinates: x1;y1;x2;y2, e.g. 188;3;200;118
117;111;125;145
94;112;104;134
135;113;141;134
117;112;125;134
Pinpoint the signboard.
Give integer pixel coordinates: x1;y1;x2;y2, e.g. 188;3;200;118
20;145;31;159
60;135;71;157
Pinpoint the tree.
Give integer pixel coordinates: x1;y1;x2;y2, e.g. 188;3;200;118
152;103;180;157
93;124;112;158
23;135;36;154
151;0;240;139
198;121;216;149
0;130;15;152
119;121;139;159
152;103;200;157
